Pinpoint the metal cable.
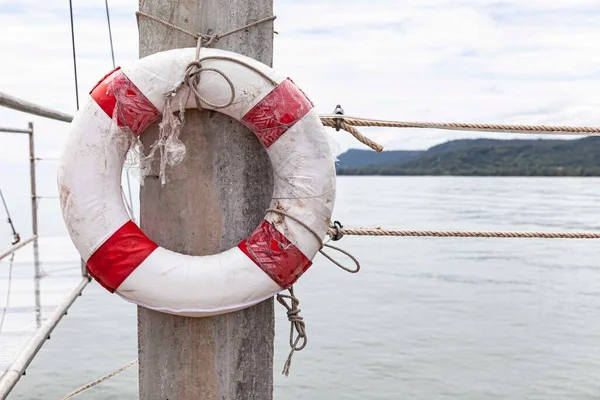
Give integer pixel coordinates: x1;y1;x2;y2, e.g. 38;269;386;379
0;188;19;245
102;0;135;221
68;0;79;110
104;0;115;69
0;253;15;335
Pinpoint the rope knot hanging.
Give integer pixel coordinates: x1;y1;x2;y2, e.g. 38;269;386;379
276;287;307;376
264;209;360;374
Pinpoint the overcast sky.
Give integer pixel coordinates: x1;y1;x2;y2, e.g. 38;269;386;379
1;0;600;239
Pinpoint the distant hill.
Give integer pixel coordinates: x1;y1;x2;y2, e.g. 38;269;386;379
336;137;600;176
336;149;423;168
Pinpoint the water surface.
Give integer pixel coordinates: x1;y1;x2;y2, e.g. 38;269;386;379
7;177;600;399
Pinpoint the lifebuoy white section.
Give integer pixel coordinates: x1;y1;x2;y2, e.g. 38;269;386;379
58;99;131;261
264;110;335;258
57;47;336;316
117;247;280;316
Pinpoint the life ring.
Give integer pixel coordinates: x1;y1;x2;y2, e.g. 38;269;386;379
58;48;336;316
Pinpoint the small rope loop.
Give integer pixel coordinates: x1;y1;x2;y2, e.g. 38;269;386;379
319;243;360;273
265;209;361;274
184;62;236;109
276;286;307;376
330;220;344;241
136;11;277;110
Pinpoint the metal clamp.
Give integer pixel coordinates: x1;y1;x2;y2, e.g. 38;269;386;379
330;220;344;241
333;104;344;131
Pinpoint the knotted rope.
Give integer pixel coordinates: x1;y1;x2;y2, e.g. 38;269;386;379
264;209;360;375
137;12;383;156
276;287;306;376
134;12;277;185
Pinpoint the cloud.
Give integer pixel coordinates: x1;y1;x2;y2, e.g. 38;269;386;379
1;0;599;239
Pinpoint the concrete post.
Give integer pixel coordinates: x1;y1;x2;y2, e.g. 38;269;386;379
137;0;275;398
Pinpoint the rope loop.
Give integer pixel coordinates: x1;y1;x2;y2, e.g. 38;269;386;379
276;286;307;376
184;62;236;109
136;10;277;111
320;243;360;273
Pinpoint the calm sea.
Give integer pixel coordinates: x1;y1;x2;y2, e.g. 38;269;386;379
6;177;600;399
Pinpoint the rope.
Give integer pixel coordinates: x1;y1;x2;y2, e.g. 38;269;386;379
136;12;277;187
319;114;600;135
133;13;279;106
134;13;381;157
136;11;276;45
276;287;306;376
326;226;600;240
0;253;15;335
319;112;600;153
104;0;116;69
265;208;360;273
172;54;278;110
59;360;138;400
104;0;135;222
263;209;360;375
320;118;383;152
0;188;19;245
68;0;79;110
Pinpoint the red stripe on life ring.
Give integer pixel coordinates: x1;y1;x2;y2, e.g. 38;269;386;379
238;220;312;289
87;221;158;292
90;67;161;136
242;78;313;148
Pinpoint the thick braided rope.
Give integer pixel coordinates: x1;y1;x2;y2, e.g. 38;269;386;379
59;360;138;400
320;118;383;152
320;115;600;135
327;227;600;239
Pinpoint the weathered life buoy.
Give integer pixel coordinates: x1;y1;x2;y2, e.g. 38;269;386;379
57;48;336;316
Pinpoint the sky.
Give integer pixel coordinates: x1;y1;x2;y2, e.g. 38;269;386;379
1;0;600;239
